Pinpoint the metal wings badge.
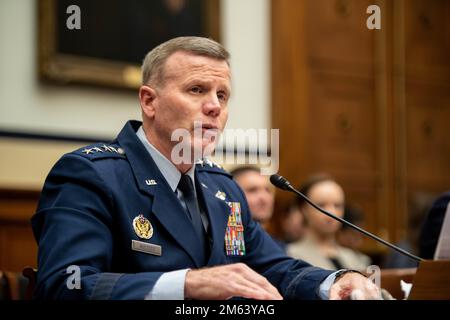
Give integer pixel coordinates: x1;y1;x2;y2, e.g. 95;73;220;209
133;214;153;240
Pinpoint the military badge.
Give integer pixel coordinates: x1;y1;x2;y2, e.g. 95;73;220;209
215;190;226;201
133;214;153;240
224;202;246;256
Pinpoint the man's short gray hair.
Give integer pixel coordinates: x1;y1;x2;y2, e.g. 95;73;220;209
141;36;230;86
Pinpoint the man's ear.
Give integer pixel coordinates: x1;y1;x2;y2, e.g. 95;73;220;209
139;85;157;118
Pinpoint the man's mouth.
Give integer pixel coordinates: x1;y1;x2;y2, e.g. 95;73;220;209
200;123;218;131
193;124;219;136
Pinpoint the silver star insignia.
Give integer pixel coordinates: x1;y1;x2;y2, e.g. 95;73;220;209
204;158;213;167
82;148;94;155
102;144;112;152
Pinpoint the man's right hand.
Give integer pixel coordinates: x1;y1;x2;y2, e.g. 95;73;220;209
184;263;283;300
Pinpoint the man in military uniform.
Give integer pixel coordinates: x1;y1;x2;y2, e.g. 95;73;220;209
32;37;380;300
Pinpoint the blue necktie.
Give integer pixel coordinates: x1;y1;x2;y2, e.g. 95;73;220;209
177;175;207;260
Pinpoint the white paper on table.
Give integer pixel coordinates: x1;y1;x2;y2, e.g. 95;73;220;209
401;280;412;300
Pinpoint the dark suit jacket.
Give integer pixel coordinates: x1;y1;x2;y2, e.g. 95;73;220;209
419;191;450;259
32;120;332;299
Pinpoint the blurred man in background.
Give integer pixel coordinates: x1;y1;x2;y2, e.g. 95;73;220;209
231;166;274;229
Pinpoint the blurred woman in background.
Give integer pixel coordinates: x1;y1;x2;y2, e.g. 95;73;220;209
287;174;371;271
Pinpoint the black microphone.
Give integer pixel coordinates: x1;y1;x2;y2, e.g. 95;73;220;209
270;174;423;262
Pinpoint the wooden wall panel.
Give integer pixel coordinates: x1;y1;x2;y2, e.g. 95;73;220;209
0;190;39;272
0;225;37;271
404;0;450;73
271;0;311;206
272;0;450;252
272;0;383;250
406;87;450;192
403;0;450;222
305;0;375;74
308;71;377;175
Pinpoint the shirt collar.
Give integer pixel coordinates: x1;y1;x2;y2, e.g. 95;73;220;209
136;126;196;192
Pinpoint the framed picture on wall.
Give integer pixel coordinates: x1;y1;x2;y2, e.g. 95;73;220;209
38;0;221;90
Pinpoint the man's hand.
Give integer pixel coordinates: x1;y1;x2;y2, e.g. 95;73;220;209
329;272;381;300
184;263;283;300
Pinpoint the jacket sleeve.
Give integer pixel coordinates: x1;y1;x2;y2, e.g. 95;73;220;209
234;185;333;300
32;154;162;299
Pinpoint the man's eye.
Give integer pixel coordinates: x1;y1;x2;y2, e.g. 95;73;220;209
190;86;202;93
217;92;228;101
316;203;326;208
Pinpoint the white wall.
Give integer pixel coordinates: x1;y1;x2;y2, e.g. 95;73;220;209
222;0;271;131
0;0;270;139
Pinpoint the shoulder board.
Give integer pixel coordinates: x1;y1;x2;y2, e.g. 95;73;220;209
196;158;231;177
73;143;127;161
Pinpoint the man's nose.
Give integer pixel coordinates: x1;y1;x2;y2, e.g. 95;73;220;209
323;204;336;214
203;94;221;117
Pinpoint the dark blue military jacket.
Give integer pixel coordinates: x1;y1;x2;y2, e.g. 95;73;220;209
32;120;332;299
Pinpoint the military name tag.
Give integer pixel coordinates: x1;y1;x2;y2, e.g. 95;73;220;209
224;202;246;256
132;240;162;256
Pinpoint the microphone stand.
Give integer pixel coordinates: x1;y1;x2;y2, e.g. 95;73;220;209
271;174;424;262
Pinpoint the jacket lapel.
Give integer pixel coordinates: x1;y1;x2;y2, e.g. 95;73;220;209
151;186;206;267
116;121;205;267
196;176;231;265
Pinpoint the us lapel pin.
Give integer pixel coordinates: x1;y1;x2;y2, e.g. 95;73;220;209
145;179;157;186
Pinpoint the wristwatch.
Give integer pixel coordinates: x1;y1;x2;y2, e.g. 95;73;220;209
333;269;365;283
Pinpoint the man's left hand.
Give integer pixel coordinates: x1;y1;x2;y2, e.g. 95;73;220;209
329;272;381;300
